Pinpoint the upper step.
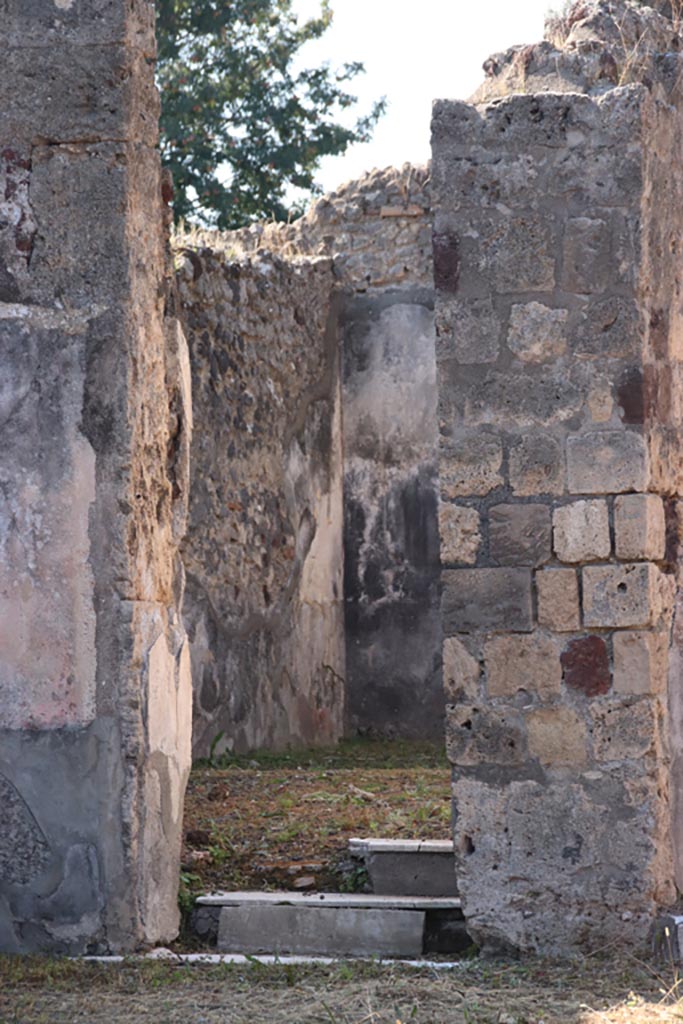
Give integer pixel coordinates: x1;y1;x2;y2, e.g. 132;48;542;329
348;836;458;898
349;838;454;856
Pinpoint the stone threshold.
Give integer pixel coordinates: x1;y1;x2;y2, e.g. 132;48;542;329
196;890;460;911
348;837;454;856
84;952;467;969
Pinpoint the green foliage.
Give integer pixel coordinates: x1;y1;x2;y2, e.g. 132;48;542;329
156;0;385;228
177;870;201;919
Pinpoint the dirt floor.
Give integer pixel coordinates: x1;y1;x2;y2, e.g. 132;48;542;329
180;739;452;900
3;954;683;1023
6;741;683;1022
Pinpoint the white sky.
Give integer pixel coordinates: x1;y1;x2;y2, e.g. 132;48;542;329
290;0;556;193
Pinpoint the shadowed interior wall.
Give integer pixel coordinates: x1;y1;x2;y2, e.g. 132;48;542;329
207;165;444;740
178;251;345;758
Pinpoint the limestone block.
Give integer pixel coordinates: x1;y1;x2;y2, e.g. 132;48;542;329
439;503;481;565
485;633;561;700
4;0;155;47
440;434;503;497
475;213;556;292
553;500;610;563
561;217;611;294
614;494;665;561
438;359;586;431
536;569;580;631
507;302;568;363
435;298;501;363
442;637;480;702
442;568;533;633
363;850;459;898
489;503;551;567
3;44;159;150
446;704;527;767
569;296;640;359
566;431;648;494
561;636;611;697
526;707;588;766
583;563;662;629
590;699;660;762
217;904;425;957
613;631;668;696
509;434;565;496
451;770;667;954
587;379;614;423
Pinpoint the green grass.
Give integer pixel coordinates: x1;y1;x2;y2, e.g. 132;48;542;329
199;737;448;772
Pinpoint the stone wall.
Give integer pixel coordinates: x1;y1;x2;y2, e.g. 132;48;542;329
432;0;683;954
0;0;191;952
177;250;345;758
204;166;444;738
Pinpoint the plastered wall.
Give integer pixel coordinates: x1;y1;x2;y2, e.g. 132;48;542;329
0;0;191;953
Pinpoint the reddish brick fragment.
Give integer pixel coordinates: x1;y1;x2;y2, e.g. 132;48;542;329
432;230;460;293
561;635;611;697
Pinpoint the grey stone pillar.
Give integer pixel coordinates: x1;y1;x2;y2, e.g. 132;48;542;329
432;75;683;953
0;0;192;952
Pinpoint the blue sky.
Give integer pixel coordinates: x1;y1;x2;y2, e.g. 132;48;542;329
291;0;556;193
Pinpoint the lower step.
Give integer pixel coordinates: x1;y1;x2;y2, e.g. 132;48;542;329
195;891;469;957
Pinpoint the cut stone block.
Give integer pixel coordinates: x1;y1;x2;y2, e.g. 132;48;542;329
441;434;503;497
442;637;480;702
561;216;611;294
489;503;551;566
583;563;661;628
476;213;556;292
485;633;561;700
509;434;565;496
614;494;666;561
570;295;640;359
439;503;481;564
446;704;527;766
553;500;610;563
362;851;458;898
507;301;568;363
442;568;533;633
536;569;580;631
526;706;588;766
566;431;648;494
435;297;501;363
613;630;667;696
590;698;660;761
217;904;425;957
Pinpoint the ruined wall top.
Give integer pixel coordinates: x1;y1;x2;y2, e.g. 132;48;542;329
473;0;683;103
175;163;432;293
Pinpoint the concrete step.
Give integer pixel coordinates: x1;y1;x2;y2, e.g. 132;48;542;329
348;837;458;897
195;891;468;958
